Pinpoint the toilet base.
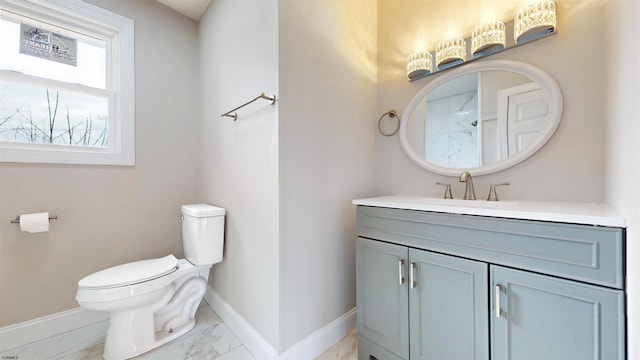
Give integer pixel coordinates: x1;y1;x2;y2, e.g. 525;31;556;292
102;274;208;360
104;316;196;360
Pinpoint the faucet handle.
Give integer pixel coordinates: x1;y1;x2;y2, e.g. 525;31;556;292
436;182;453;199
487;182;510;201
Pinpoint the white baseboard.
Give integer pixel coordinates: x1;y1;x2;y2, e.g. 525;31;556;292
204;286;279;359
0;308;108;353
280;306;356;360
203;285;356;360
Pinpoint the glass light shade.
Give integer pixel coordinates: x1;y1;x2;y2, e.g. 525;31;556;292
436;38;466;69
471;21;506;58
406;51;433;80
514;0;557;44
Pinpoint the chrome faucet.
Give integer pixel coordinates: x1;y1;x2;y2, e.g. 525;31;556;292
459;171;476;200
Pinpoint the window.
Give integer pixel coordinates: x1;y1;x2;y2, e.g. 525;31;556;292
0;0;134;165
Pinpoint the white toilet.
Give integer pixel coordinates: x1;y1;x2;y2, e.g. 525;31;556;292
76;204;225;360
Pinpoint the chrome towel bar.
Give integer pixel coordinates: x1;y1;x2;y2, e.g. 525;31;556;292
221;93;276;121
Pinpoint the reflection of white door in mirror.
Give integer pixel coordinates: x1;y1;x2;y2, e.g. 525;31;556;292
495;82;548;161
478;70;531;166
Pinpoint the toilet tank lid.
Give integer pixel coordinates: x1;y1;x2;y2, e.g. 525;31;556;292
182;204;225;217
78;254;179;289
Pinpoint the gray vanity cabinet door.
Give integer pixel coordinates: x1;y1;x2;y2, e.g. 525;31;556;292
409;250;489;360
491;266;625;360
356;237;409;360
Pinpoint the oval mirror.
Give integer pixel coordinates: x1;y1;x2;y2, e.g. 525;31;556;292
399;60;563;176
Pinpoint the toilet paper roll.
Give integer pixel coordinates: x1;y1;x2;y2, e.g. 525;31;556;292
19;212;50;233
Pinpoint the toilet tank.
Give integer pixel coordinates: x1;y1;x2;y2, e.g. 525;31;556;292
181;204;225;266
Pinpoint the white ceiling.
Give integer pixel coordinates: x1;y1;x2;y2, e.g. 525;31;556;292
156;0;211;21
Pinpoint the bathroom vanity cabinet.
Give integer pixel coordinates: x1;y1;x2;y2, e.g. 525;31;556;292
354;204;626;360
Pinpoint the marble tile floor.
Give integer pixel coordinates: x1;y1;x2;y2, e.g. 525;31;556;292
315;330;357;360
0;303;358;360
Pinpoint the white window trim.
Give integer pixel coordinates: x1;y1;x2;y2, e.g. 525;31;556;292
0;0;135;165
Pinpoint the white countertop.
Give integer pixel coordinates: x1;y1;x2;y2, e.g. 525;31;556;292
353;195;626;227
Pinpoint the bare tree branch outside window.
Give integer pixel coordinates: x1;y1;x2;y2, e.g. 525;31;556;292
0;82;108;148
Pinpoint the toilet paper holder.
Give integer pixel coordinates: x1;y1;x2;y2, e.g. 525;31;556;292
10;214;58;224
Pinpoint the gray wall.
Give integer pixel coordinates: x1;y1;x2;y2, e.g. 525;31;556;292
0;0;200;326
376;0;606;203
278;0;377;350
604;0;640;358
197;0;281;350
198;0;378;352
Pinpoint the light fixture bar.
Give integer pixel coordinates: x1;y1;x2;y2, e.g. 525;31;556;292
405;0;558;82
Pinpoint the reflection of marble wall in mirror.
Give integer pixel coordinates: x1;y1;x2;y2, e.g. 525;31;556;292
425;90;478;168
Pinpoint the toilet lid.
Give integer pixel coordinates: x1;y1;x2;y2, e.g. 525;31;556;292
78;254;179;289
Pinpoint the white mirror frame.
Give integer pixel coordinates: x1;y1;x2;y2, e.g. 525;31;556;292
399;60;563;176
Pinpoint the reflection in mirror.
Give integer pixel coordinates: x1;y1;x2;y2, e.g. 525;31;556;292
400;60;562;176
407;73;479;168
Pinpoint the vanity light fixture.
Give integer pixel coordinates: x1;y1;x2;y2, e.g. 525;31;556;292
471;20;506;58
406;51;433;80
436;38;466;70
407;1;558;82
514;0;557;44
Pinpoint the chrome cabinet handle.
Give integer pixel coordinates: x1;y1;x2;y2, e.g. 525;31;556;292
495;284;502;318
410;262;416;289
398;259;405;285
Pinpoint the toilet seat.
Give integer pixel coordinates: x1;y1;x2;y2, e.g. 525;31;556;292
76;257;200;305
78;254;179;289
